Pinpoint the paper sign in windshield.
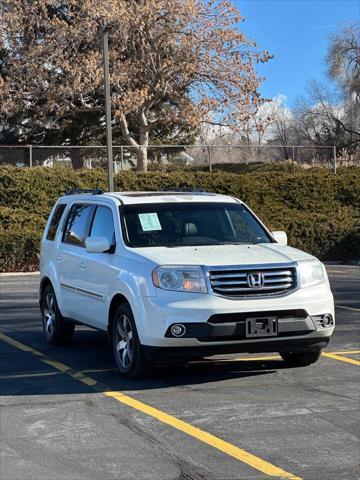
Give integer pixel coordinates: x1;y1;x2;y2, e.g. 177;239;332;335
138;213;162;232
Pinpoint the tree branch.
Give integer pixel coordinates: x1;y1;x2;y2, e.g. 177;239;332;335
118;113;138;147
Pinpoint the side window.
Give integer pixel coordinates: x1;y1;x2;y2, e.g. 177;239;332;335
63;204;93;247
89;206;115;247
46;204;67;241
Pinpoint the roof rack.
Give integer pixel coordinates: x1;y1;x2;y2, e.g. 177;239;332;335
160;187;207;193
65;188;104;196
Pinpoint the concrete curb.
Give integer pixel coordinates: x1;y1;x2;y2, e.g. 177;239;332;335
0;271;40;277
324;261;360;266
347;260;360;266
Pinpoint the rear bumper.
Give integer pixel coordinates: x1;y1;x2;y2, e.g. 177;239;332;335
143;337;330;360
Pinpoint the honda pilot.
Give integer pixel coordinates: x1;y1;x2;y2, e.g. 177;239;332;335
39;189;335;378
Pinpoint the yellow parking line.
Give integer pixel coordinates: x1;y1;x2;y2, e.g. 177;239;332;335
0;332;44;354
188;355;281;365
105;390;300;479
71;371;99;386
85;351;358;369
326;350;360;355
232;355;281;362
0;331;301;480
202;352;360;364
322;352;360;366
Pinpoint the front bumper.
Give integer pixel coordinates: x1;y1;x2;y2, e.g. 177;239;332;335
138;280;335;349
163;311;333;341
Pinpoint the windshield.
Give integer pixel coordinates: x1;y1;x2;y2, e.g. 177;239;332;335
122;202;272;248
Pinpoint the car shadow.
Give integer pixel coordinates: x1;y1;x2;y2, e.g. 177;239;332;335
1;328;289;397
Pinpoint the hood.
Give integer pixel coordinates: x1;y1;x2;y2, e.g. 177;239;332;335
131;243;316;267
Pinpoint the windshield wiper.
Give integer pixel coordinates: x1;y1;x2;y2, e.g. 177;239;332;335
212;242;249;245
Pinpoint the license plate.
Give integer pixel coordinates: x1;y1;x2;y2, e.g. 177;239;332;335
245;316;278;338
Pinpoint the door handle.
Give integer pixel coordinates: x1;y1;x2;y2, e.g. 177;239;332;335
55;255;62;262
79;262;87;269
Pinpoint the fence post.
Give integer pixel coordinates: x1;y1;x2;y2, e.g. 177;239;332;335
29;145;33;167
208;147;212;172
292;146;295;174
120;146;124;171
333;146;337;174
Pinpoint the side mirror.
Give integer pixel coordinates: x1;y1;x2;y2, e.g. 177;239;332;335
85;236;111;253
272;231;288;246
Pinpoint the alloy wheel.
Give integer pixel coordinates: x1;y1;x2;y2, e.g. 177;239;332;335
115;314;134;369
43;292;56;337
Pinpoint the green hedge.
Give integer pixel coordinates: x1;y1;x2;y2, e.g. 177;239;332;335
0;165;359;271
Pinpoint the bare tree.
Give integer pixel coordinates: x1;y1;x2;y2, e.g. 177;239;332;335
292;24;360;154
294;78;359;152
327;23;360;151
270;106;294;160
0;0;271;171
327;23;360;100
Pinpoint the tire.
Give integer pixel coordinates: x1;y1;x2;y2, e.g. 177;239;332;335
280;349;322;367
41;284;75;345
112;303;153;379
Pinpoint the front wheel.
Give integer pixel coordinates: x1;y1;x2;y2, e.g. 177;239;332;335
41;284;75;345
280;349;322;367
112;303;153;379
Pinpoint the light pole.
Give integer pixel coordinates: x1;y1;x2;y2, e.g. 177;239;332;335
102;24;114;192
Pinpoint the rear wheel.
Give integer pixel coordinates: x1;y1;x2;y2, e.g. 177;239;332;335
41;284;75;345
280;349;322;367
112;303;153;378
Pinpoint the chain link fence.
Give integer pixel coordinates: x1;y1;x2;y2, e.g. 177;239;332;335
0;144;339;172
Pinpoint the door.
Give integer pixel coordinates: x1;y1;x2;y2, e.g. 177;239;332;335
57;203;95;323
79;204;119;330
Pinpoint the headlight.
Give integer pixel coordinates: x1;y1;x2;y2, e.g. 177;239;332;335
298;260;327;288
152;266;207;293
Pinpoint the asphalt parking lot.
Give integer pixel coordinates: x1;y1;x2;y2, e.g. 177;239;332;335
0;266;359;480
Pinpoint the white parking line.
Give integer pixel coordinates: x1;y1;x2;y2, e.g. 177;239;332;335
335;305;360;313
0;371;61;380
327;270;348;274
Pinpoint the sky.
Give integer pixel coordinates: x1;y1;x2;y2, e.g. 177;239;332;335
236;0;359;107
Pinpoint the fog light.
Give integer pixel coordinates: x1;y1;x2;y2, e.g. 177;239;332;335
171;324;186;337
322;314;333;327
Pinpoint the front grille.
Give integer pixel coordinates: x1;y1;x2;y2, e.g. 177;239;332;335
208;265;297;297
208;309;308;324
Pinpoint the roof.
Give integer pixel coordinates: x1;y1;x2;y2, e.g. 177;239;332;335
60;190;239;205
103;191;239;205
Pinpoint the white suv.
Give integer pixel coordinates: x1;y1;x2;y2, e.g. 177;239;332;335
39;189;335;378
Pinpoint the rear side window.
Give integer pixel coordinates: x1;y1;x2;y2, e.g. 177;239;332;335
89;206;116;247
46;204;67;241
63;204;94;247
